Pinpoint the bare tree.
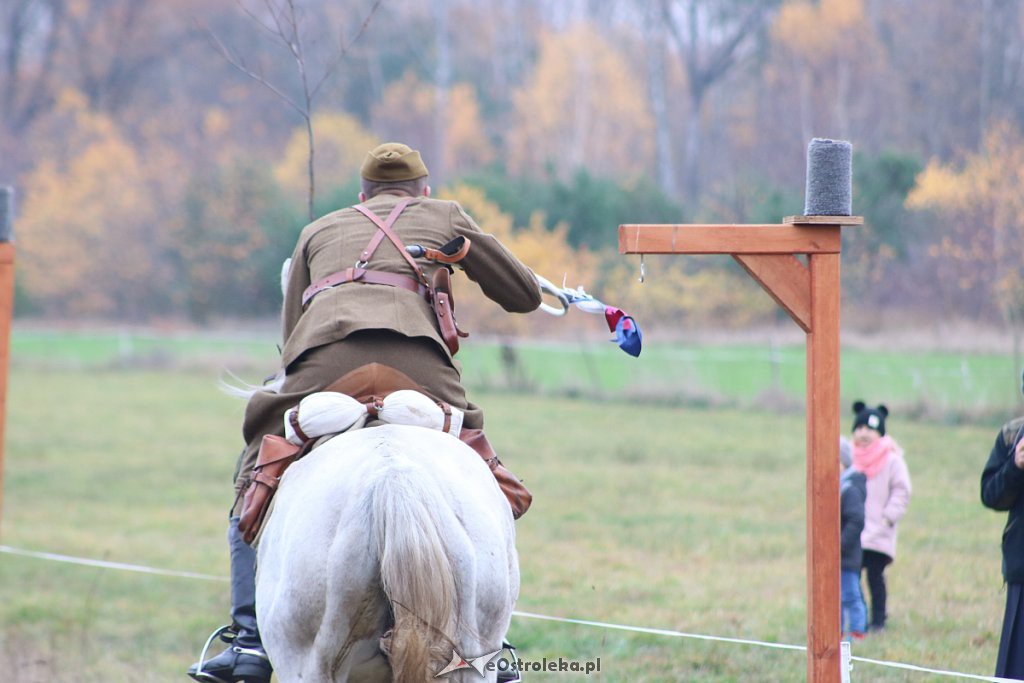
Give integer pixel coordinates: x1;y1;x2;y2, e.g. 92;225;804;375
980;0;1024;141
644;4;675;197
1;0;64;136
660;0;776;202
204;0;382;220
433;0;450;183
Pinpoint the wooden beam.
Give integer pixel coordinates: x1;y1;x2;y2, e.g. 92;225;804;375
806;252;842;683
619;224;840;255
733;254;811;333
784;215;863;226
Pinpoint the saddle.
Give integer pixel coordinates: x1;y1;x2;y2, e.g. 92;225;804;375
238;363;532;544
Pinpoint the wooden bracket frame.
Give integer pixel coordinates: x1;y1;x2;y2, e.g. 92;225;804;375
620;216;861;683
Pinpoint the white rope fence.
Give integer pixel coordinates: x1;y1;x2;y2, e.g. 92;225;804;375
0;544;1015;682
0;544;228;582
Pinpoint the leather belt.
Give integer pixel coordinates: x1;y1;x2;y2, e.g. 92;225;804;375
302;266;431;308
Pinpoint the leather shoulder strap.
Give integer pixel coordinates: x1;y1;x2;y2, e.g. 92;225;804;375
354;198;410;263
352;198;428;287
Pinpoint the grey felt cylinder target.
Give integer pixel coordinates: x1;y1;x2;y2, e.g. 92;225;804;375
803;138;852;216
0;187;13;243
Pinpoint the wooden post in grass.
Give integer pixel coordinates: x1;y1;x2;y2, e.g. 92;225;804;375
0;186;14;536
619;214;862;682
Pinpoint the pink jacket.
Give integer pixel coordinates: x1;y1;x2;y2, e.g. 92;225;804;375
859;444;912;560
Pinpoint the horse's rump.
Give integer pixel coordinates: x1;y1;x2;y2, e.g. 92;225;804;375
256;424;518;683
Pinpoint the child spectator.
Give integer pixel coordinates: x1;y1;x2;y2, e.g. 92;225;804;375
840;436;868;640
851;401;912;631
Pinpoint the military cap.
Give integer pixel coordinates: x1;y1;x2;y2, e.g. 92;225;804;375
360;143;429;181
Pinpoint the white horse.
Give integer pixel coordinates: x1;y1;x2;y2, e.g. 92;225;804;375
254;423;520;683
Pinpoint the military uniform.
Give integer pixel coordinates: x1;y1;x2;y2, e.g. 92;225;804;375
232;169;541;511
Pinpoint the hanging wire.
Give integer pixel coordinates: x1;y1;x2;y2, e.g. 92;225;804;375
632;226;646;284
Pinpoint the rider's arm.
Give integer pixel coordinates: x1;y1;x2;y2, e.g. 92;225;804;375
449;203;541;313
281;235;313;345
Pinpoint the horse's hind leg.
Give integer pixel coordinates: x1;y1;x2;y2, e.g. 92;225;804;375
313;529;391;682
445;549;515;682
262;560;390;681
259;511;388;681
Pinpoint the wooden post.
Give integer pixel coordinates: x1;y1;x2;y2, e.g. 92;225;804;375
0;186;14;537
805;248;841;682
620;215;861;683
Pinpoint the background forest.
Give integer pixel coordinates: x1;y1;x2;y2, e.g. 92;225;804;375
3;0;1024;340
4;5;1024;679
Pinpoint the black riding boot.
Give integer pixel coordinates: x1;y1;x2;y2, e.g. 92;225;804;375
188;517;272;683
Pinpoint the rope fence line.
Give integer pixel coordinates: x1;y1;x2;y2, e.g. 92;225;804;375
511;610;806;652
512;612;1018;683
0;544;1012;682
0;544;228;582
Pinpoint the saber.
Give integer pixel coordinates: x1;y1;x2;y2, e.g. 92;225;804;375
534;274;643;357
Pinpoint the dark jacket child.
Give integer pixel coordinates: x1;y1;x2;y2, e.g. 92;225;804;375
840;437;868;640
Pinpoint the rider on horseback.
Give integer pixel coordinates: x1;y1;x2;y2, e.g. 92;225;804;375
189;142;541;683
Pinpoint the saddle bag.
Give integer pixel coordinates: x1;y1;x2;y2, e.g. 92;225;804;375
238;435;303;545
432;267;468;356
460;428;533;520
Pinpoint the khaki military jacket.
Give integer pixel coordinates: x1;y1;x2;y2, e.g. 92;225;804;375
280;192;541;369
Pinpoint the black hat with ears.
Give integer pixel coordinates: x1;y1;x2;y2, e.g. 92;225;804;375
852;401;888;436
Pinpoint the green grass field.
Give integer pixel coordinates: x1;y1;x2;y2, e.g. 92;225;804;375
0;330;1018;681
11;327;1024;419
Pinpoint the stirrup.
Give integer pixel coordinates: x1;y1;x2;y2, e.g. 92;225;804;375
192;624;235;678
230;646;271;662
497;639;523;683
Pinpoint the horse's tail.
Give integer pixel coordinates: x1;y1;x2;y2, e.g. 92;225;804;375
371;458;457;682
218;368;285;400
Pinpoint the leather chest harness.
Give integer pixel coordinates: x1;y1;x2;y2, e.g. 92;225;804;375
300;197;469;355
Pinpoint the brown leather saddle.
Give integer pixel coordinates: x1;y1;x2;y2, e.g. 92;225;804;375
238;363;532;544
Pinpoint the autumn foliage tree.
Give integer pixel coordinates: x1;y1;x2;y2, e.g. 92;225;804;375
18;91;180;318
274;110;377;202
4;0;1023;332
906;121;1024;327
507;22;655;181
177;162;300;321
373;72;493;182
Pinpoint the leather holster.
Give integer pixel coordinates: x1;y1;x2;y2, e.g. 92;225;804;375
238;435;303;544
460;428;532;520
432;268;468;356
